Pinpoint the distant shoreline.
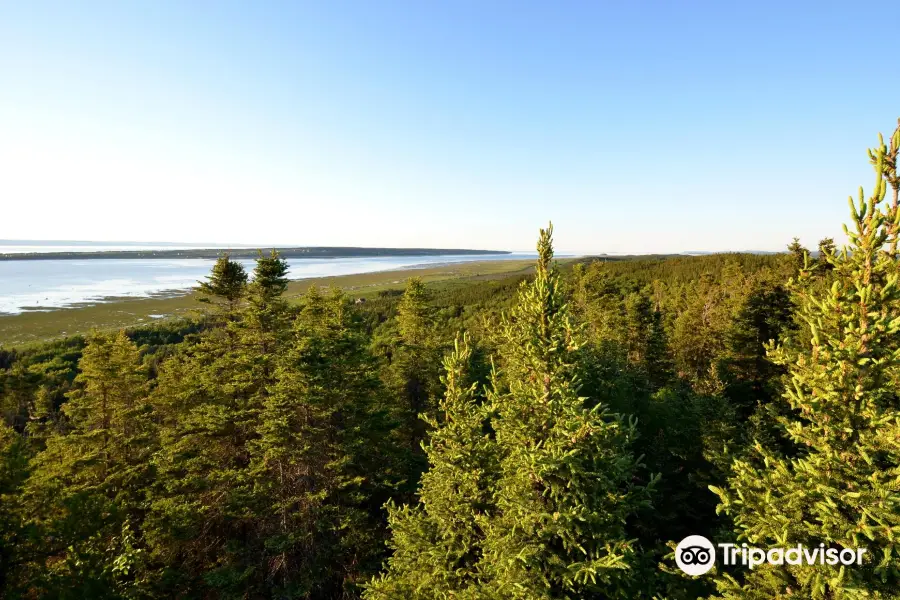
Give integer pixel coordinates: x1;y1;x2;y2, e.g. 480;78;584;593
0;247;511;261
0;258;539;346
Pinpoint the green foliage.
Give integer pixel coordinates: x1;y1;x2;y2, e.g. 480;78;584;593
197;252;248;311
10;331;154;597
0;336;83;433
817;237;836;273
479;225;654;599
365;334;499;599
787;237;810;274
2;120;900;599
718;276;795;417
368;225;653;599
669;264;747;393
144;254;294;595
711;121;900;599
386;277;445;470
248;286;399;598
144;257;404;598
0;421;29;590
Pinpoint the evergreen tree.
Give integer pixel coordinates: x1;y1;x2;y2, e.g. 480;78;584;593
146;253;292;595
233;250;292;402
366;334;498;599
817;237;836;272
14;331;152;598
646;306;674;391
571;262;628;349
249;286;398;598
197;252;248;315
247;250;289;310
711;121;900;599
670;264;747;393
147;356;261;594
719;276;794;418
24;385;62;449
623;292;654;366
479;225;653;599
622;291;673;391
368;225;653;599
0;422;29;592
0;363;35;431
787;237;809;274
389;277;443;461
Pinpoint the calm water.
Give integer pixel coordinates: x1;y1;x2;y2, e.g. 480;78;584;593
0;242;239;254
0;252;536;315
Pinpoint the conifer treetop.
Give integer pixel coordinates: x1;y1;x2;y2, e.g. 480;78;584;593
710;118;900;599
197;252;248;306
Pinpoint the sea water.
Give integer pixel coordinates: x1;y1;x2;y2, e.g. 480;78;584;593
0;252;537;315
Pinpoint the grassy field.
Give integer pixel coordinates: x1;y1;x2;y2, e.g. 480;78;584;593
0;259;542;347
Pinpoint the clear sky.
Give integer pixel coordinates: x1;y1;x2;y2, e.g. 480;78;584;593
1;1;897;253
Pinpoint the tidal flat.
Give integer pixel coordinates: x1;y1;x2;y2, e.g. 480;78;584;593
0;259;543;347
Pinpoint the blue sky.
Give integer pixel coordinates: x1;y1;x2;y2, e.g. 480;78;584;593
1;1;897;253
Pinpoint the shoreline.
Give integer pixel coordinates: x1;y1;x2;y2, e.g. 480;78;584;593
0;258;546;347
0;254;535;317
0;247;510;262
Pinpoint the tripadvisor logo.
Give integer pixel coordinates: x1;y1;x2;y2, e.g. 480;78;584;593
674;535;868;576
675;535;716;575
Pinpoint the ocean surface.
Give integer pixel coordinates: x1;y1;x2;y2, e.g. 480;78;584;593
0;242;241;254
0;249;537;315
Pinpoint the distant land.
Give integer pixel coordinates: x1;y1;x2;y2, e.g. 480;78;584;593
0;246;511;261
680;250;781;256
0;239;217;247
584;250;782;260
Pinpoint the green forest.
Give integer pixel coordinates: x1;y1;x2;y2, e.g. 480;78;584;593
1;121;898;599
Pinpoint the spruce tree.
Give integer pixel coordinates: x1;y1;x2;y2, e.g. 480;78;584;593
710;121;900;599
366;334;499;599
146;253;292;595
671;265;746;393
719;276;794;418
647;306;674;391
622;291;673;391
787;237;810;274
571;262;629;349
624;292;654;366
194;253;249;360
368;225;653;599
390;277;443;461
197;252;248;312
249;286;396;597
15;331;153;598
233;250;291;402
479;224;652;599
247;250;289;310
0;422;28;592
817;237;837;273
0;363;33;432
24;385;61;450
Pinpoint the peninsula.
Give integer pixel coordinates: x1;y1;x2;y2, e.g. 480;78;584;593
0;246;511;261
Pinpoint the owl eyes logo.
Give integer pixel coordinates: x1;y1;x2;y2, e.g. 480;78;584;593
680;546;711;565
675;535;716;575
